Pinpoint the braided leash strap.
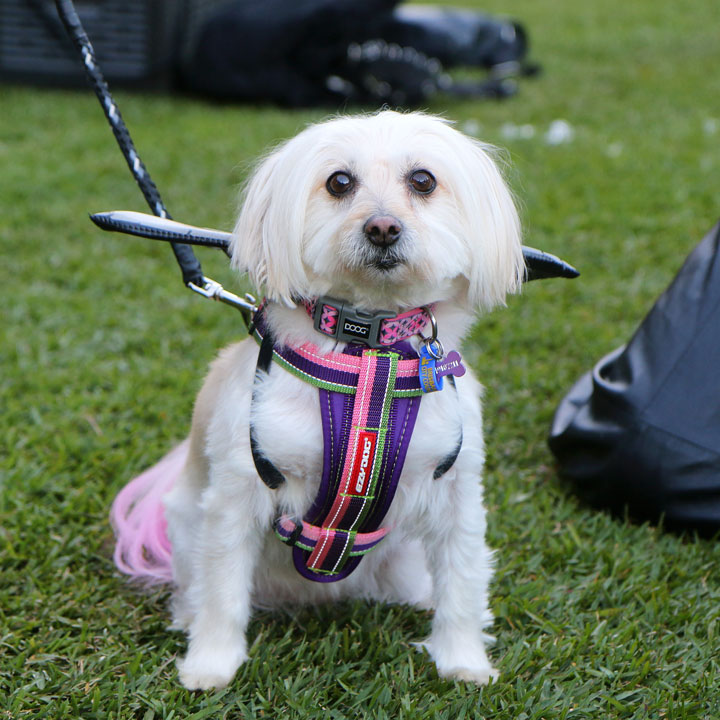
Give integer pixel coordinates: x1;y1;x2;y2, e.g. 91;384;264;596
54;0;204;287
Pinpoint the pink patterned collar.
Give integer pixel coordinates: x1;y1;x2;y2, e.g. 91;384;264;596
300;296;435;348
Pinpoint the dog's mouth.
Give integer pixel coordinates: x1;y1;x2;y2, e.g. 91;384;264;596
336;231;410;279
371;253;402;271
365;246;405;273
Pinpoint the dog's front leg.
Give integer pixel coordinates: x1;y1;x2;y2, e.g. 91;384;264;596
176;474;272;691
422;469;497;685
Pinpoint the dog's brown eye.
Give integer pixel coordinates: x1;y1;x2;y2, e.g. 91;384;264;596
408;169;436;195
326;171;355;197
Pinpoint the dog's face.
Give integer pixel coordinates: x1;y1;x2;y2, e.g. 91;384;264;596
232;111;524;311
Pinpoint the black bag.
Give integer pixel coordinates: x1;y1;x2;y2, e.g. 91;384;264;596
179;0;533;106
548;220;720;535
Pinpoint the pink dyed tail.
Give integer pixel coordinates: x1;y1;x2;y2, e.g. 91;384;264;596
110;439;188;584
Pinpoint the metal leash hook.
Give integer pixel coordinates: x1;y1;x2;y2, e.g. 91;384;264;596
188;280;259;322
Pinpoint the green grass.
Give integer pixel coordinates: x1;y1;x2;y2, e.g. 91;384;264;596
2;0;720;717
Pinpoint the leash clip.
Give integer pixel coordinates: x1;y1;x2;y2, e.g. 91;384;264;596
189;277;258;324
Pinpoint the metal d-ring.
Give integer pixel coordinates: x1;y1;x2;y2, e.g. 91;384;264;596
419;305;444;359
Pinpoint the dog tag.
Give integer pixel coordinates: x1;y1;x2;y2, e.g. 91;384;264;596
418;344;441;393
418;345;465;393
435;350;466;380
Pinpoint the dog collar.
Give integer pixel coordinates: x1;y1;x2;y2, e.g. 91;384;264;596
300;296;434;348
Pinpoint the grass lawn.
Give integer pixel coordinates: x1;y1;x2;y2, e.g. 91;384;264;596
2;0;719;717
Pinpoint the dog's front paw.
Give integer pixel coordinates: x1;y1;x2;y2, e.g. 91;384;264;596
418;634;498;686
436;663;499;685
176;645;247;690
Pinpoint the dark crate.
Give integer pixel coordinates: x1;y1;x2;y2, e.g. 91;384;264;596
0;0;197;88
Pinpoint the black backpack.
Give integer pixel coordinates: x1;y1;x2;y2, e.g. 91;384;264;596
179;0;535;106
549;220;720;535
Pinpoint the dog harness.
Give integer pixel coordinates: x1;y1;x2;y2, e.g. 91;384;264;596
250;300;466;582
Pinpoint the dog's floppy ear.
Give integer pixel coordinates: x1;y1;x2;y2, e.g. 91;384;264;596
453;137;525;310
231;141;310;305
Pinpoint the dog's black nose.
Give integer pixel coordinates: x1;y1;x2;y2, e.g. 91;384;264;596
364;215;403;247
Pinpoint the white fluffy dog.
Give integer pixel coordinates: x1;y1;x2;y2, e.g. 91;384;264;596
113;110;524;690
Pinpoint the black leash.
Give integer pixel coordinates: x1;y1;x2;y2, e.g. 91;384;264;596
90;210;580;282
54;0;258;321
54;0;203;287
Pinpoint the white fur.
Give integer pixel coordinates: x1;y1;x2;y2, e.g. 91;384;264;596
163;111;524;690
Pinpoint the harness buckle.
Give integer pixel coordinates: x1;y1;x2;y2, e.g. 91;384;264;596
314;295;395;347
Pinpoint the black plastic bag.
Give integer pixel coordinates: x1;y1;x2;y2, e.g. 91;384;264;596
549;220;720;535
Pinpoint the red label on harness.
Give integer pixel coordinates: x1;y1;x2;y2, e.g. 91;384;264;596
348;431;377;496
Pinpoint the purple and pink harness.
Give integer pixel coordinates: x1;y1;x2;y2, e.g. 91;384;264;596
251;299;465;582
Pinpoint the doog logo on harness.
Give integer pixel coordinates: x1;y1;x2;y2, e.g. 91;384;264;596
349;431;377;495
342;319;371;339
